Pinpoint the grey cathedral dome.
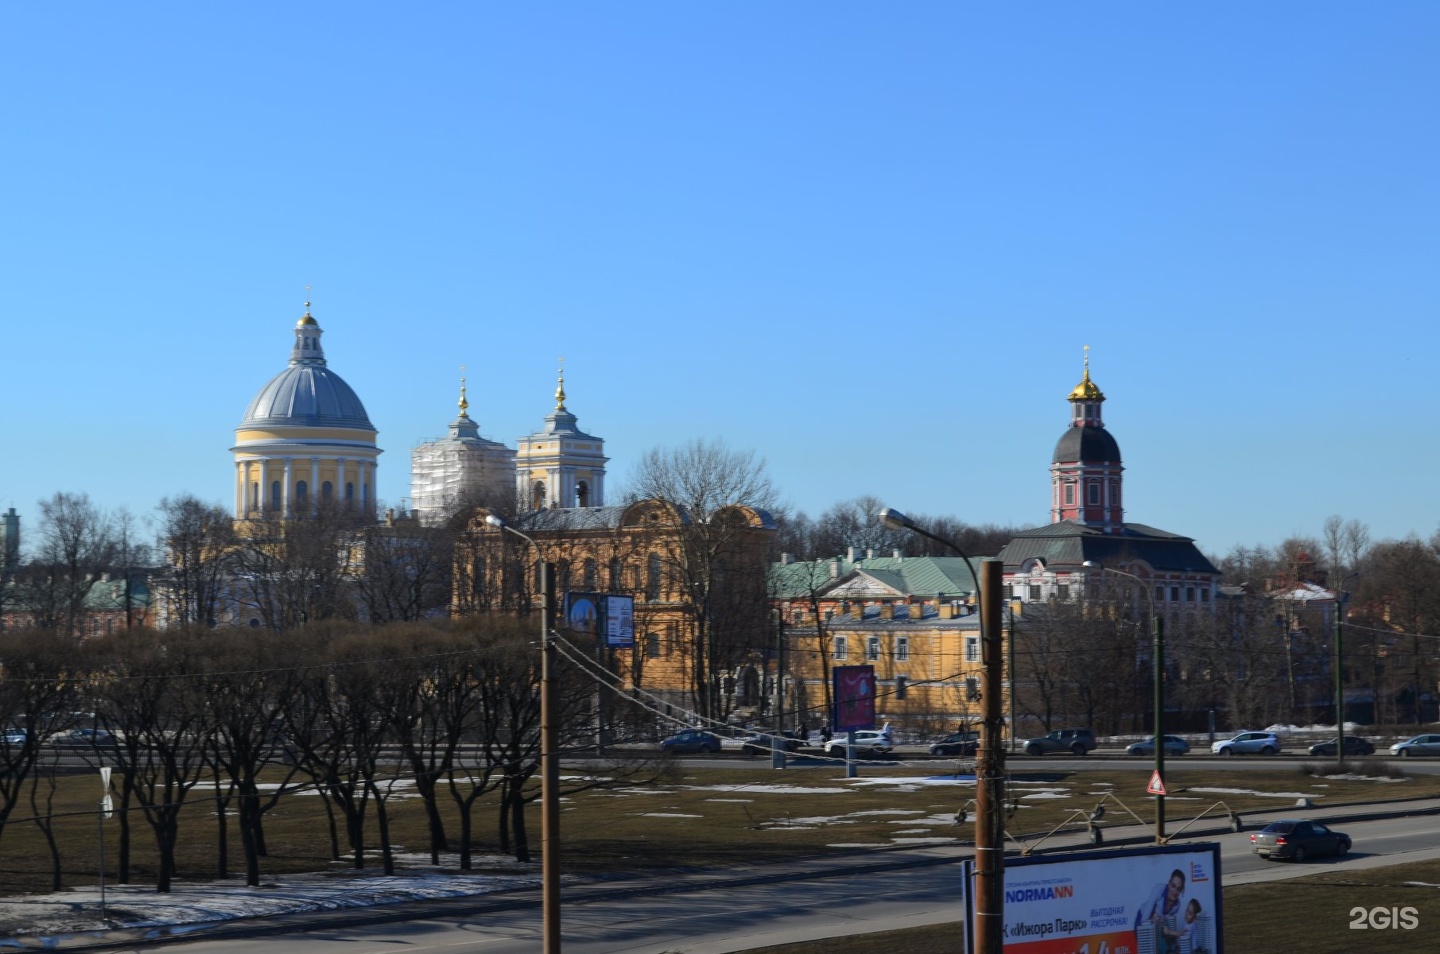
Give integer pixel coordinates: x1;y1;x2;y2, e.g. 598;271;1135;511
240;309;374;430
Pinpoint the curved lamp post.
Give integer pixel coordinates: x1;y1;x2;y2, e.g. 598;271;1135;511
485;514;561;954
878;507;1004;954
1084;560;1165;844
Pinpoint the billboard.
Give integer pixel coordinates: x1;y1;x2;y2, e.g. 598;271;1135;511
562;593;635;648
832;665;876;732
964;843;1222;954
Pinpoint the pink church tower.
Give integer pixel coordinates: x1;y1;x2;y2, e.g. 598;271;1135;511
1050;348;1124;531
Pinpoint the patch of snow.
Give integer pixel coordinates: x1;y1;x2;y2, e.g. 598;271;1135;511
1189;787;1321;799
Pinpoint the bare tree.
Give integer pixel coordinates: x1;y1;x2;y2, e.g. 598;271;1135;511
231;506;366;630
88;629;214;892
1364;538;1440;725
199;627;307;885
26;492;117;637
624;439;778;720
154;495;237;628
353;517;454;623
0;629;77;852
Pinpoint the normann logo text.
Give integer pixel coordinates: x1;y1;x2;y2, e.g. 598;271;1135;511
1006;884;1075;903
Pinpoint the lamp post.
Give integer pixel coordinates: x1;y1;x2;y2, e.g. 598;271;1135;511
485;514;561;954
878;508;1004;954
1085;561;1165;843
1334;572;1358;767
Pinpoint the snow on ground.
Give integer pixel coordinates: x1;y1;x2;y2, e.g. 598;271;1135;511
0;859;542;943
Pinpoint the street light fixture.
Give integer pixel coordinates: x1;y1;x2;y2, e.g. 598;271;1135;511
1335;571;1359;768
485;513;561;954
878;507;1005;954
1084;560;1165;844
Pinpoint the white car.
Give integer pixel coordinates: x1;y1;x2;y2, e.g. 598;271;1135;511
1211;731;1281;756
1390;734;1440;757
827;729;893;758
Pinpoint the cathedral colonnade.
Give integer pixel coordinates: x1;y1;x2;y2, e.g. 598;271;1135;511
233;454;376;518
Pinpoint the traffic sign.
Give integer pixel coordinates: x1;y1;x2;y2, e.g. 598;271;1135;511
1147;770;1167;796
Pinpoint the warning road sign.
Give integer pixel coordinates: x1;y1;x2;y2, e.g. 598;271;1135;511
1147;770;1167;796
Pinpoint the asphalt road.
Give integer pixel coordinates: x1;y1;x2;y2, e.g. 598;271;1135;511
112;798;1440;954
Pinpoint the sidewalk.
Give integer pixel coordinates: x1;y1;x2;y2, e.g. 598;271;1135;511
3;795;1437;951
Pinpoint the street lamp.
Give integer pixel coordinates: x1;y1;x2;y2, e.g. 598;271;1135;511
878;507;1005;954
1335;571;1359;767
485;513;561;954
1084;561;1165;844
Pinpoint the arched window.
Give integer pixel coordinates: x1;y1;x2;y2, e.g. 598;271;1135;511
270;480;282;510
250;482;259;512
345;482;355;505
556;559;571;593
296;481;308;507
583;558;597;590
532;480;547;510
322;481;334;501
609;558;623;592
646;554;662;602
576;481;589;507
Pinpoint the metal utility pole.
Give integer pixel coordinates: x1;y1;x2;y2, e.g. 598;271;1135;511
975;559;1006;954
540;561;560;954
1153;613;1165;842
485;514;562;954
876;508;1005;954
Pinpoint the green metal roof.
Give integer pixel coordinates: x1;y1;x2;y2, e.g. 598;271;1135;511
770;554;987;600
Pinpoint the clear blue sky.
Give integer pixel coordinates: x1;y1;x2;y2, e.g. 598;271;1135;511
2;3;1436;559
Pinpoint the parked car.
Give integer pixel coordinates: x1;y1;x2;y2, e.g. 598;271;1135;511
929;730;980;757
1125;735;1190;757
1211;731;1281;756
740;733;804;756
1;728;27;745
67;728;116;746
1308;736;1375;757
1390;734;1440;757
658;729;721;755
826;730;893;758
1250;819;1351;861
1023;728;1096;756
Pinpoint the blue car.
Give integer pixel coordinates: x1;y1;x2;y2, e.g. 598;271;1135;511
1126;735;1190;757
659;729;721;755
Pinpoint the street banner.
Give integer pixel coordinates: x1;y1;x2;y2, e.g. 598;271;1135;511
832;665;876;732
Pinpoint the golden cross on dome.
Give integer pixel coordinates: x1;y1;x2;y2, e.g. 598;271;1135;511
459;365;469;416
555;356;567;411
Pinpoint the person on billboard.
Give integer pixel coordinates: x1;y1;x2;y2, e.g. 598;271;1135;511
1133;868;1186;935
1167;898;1209;954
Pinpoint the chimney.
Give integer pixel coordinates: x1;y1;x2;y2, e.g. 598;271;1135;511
939;603;958;620
780;552;795;564
866;548;875;560
893;549;902;559
847;546;859;562
829;559;841;579
909;603;924;620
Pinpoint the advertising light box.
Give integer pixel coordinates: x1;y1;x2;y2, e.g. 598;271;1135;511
562;592;635;648
964;843;1222;954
